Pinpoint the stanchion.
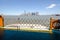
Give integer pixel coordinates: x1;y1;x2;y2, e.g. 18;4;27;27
0;15;4;40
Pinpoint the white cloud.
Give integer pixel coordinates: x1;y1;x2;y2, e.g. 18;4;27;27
46;4;56;9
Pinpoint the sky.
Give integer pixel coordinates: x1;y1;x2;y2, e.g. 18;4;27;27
0;0;60;15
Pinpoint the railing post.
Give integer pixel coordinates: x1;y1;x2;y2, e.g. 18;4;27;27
50;17;53;30
0;15;4;40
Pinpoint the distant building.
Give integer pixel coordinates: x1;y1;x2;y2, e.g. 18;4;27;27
55;14;60;16
20;12;39;16
52;14;60;16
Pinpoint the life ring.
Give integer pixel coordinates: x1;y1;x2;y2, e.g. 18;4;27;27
52;20;60;29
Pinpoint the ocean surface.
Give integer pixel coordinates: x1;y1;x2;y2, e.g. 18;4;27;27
2;29;60;40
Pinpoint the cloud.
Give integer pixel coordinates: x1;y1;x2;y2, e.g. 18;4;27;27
46;4;56;9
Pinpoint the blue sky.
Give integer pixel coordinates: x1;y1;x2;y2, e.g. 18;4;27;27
0;0;60;15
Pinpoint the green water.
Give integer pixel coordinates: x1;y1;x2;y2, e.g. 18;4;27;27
2;30;60;40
